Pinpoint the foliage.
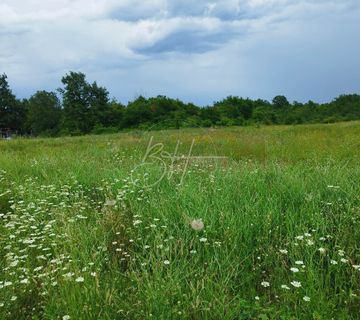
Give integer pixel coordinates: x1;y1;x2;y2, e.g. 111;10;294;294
25;91;62;136
60;72;110;134
0;74;26;133
1;72;360;136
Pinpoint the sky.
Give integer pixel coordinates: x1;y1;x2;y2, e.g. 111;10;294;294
1;0;360;106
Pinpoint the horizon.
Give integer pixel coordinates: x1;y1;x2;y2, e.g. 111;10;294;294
3;70;360;107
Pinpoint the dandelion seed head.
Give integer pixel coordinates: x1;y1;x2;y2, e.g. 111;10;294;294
190;219;204;231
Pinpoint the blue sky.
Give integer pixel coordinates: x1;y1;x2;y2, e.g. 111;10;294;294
0;0;359;105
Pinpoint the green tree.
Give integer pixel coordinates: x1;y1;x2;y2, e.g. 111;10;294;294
0;74;26;132
60;72;90;134
88;81;110;127
60;71;110;134
213;96;254;122
272;95;290;109
26;91;62;136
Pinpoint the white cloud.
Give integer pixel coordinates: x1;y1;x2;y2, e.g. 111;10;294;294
0;0;359;104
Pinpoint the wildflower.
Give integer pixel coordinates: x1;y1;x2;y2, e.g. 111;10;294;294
281;285;290;290
290;281;301;288
75;277;84;283
190;219;204;231
10;296;17;301
295;236;304;241
295;261;304;265
190;250;197;254
255;296;260;300
340;258;348;263
163;260;170;265
199;237;207;243
303;296;311;302
63;272;74;278
34;266;43;272
63;316;71;320
353;265;360;271
105;200;116;206
318;247;326;254
290;267;299;273
279;249;288;254
338;250;345;257
20;278;29;284
330;260;338;265
9;260;19;267
261;281;270;287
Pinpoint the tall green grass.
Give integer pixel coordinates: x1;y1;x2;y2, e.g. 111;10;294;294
0;122;359;319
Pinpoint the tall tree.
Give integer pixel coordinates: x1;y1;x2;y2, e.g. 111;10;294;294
272;95;290;109
60;72;110;134
26;91;62;136
88;81;110;127
0;74;26;132
60;72;91;134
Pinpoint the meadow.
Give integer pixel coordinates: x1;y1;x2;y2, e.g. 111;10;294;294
0;121;359;319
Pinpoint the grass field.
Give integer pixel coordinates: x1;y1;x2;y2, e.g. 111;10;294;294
0;122;359;319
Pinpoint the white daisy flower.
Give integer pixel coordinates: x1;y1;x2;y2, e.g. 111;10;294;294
290;281;302;288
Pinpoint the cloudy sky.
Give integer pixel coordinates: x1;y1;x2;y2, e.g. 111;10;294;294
1;0;359;105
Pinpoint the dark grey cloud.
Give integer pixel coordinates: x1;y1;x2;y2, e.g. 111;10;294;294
134;25;245;55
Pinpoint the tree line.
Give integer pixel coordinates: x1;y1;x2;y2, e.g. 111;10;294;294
1;72;360;136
